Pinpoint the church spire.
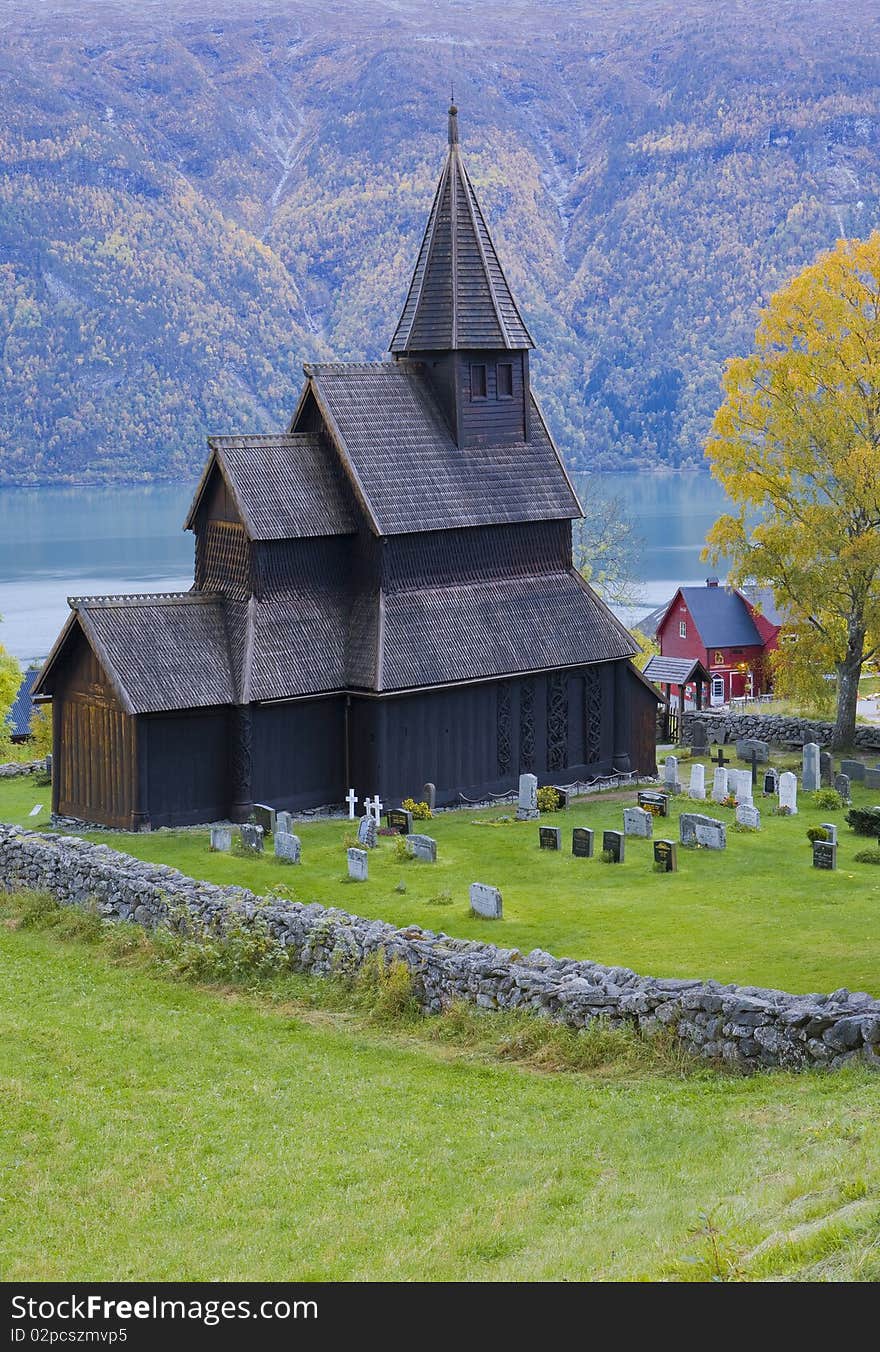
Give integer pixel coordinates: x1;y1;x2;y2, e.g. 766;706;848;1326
390;105;533;354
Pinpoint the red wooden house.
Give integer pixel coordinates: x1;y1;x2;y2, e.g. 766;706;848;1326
654;579;783;706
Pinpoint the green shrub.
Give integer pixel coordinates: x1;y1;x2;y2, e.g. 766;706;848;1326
600;849;615;863
846;807;880;837
854;850;880;865
811;788;843;811
537;785;561;812
355;952;421;1023
392;834;411;862
426;889;453;906
402;797;432;820
806;826;830;844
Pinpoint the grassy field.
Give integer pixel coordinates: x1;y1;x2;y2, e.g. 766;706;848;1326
2;893;880;1283
3;764;880;995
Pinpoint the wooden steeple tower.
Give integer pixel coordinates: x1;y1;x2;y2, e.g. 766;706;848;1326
390;104;534;447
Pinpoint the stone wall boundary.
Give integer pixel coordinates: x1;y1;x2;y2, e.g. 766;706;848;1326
1;824;878;1072
683;711;880;752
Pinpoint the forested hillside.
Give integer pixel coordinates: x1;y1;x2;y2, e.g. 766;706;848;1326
1;0;879;482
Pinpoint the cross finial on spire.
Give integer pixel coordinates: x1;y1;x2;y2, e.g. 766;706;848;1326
448;101;459;146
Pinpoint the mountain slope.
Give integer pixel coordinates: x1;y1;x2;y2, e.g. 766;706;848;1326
1;0;878;482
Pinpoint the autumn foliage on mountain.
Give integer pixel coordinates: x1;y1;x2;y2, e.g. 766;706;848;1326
1;0;879;483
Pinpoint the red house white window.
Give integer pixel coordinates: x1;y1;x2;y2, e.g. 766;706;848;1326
679;620;687;638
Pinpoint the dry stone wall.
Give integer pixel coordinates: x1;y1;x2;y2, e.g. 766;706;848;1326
0;760;46;779
683;712;880;752
2;824;879;1072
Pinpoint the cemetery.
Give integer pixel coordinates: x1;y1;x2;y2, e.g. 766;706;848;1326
4;747;880;996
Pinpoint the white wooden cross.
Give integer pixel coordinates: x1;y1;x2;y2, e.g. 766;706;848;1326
363;796;374;820
371;794;383;822
346;788;358;819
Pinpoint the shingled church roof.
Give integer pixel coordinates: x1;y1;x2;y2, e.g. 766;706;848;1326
390;105;533;353
299;361;581;534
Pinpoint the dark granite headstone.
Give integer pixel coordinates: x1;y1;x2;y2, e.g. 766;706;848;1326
239;824;264;853
690;721;709;752
549;786;569;811
653;839;678;873
386;808;413;835
763;768;779;795
637;790;669;818
253;803;276;836
602;829;625;863
539;826;562;850
865;768;880;791
572;827;594;858
840;759;867;782
820;751;833;786
812;839;837;870
834;772;852;804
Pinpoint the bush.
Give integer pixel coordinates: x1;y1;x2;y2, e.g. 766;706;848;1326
402;797;432;820
355;952;421;1023
846;807;880;837
854;850;880;865
811;788;844;811
537;785;561;812
425;889;453;906
392;834;411;862
600;848;615;863
806;826;830;844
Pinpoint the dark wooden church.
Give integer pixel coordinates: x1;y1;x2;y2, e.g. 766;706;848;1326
34;106;658;829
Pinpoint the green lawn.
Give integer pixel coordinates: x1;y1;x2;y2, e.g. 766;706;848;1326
3;908;880;1282
4;766;880;994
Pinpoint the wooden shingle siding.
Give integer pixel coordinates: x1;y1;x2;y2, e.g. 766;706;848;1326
196;521;251;597
456;350;527;446
383;521;570;590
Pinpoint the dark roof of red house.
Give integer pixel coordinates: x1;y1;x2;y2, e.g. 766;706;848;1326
667;585;763;648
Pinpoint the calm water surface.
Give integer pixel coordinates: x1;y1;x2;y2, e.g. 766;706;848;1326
0;473;731;663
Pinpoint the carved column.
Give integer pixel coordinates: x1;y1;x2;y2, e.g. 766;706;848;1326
229;704;254;822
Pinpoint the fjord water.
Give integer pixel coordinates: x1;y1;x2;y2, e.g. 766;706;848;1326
0;473;731;663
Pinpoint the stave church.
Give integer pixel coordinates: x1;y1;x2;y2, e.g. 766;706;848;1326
34;106;658;829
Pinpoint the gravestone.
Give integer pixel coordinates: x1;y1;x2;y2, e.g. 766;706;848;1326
711;767;729;803
210;826;232;852
835;772;852;803
779;771;798;815
347;847;368;881
690;721;709;753
820;821;838;846
638;790;669;817
548;786;569;811
802;743;821;792
407;834;437;862
357;815;378;848
602;830;625;863
346;788;359;819
516;772;539;821
653;839;678;872
274;831;302;864
240;824;264;853
422;782;436;812
711;745;730;768
735;802;761;830
689;763;706;800
275;811;294;837
864;769;880;791
736;738;769;764
386;808;413;836
623;806;653;838
539;825;562;850
663;756;681;792
763;768;779;795
680;812;726;850
820;751;833;787
572;827;594;858
253;803;276;836
470;882;503;919
734;769;753;804
840;759;867;783
812;839;837;871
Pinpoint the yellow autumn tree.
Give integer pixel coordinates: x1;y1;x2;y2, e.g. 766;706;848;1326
0;617;22;758
704;232;880;749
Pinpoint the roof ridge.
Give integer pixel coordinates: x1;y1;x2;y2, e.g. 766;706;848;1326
303;361;396;376
69;593;221;610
